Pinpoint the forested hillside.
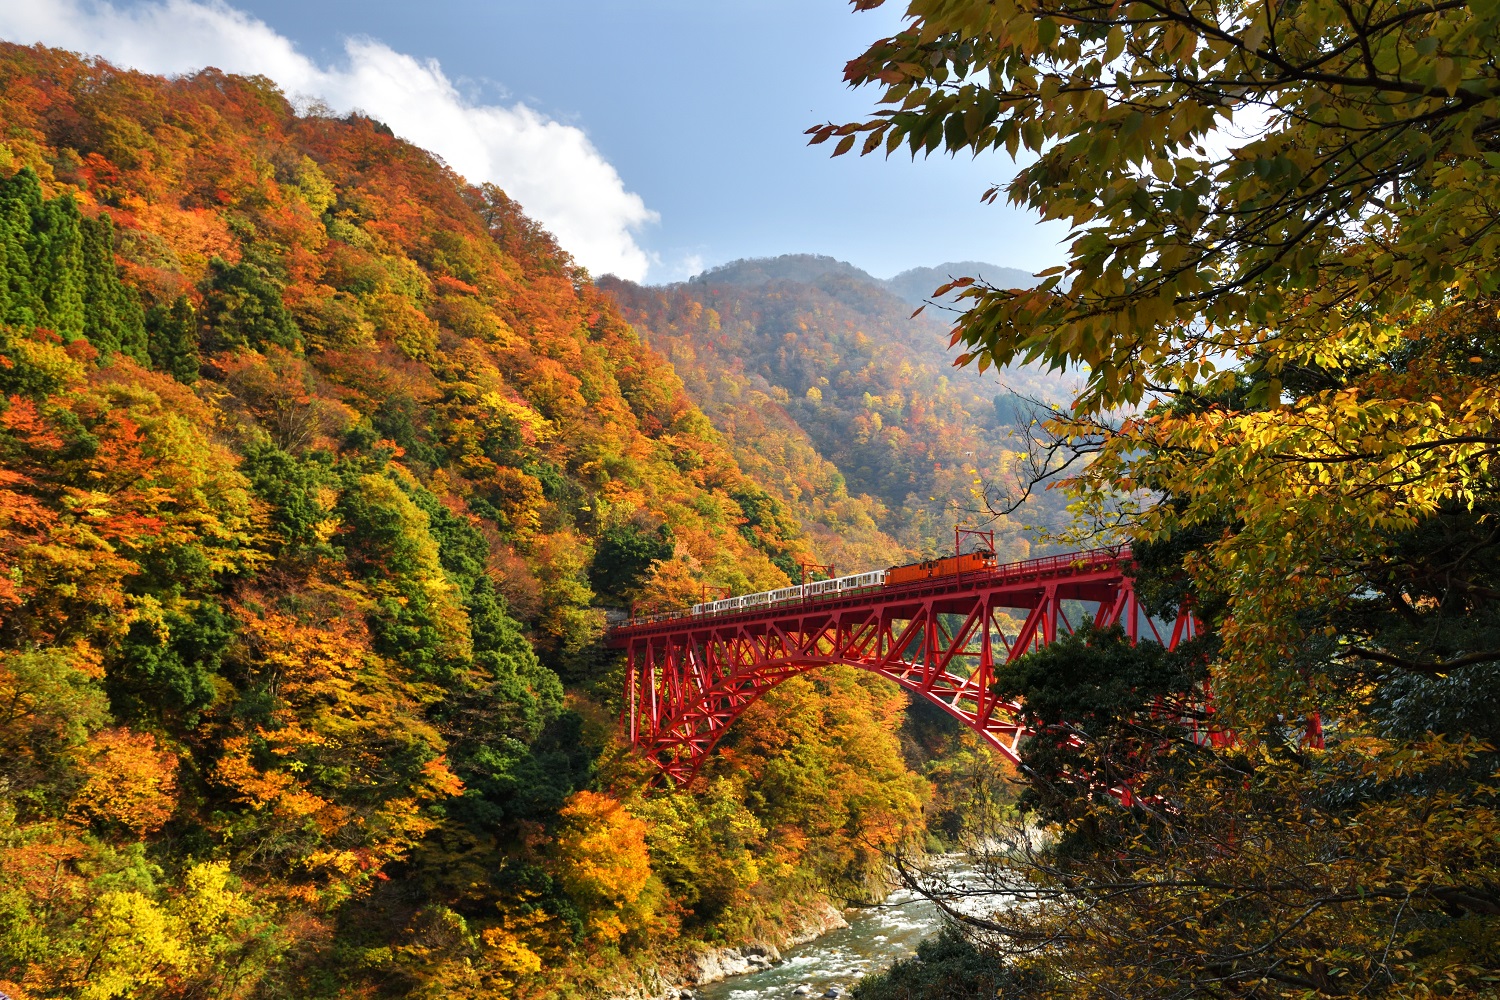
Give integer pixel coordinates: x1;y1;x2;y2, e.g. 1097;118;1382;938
601;256;1076;571
0;44;940;1000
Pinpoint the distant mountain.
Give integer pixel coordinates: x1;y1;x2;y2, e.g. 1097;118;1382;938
688;254;1038;308
601;256;1077;566
884;260;1038;307
689;253;876;289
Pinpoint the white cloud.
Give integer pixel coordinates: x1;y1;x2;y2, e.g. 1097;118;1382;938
0;0;658;279
660;252;706;283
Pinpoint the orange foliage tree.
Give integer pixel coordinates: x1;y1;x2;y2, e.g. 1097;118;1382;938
550;790;655;943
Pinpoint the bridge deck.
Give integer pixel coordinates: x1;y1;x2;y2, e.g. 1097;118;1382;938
609;546;1135;645
611;545;1204;784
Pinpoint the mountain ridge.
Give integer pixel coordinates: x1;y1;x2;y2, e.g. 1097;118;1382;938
601;255;1076;569
681;252;1039;307
884;259;1038;306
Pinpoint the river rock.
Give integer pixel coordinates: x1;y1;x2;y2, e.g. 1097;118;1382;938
687;944;782;983
793;987;812;996
780;902;850;949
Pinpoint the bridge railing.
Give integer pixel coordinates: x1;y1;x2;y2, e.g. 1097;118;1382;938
619;544;1132;629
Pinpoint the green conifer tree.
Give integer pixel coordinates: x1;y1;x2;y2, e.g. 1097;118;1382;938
0;168;45;330
201;257;301;353
79;213;147;360
28;191;85;342
0;168;147;357
145;295;201;382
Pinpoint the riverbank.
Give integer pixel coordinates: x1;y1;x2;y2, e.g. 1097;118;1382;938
609;901;851;1000
691;877;954;1000
606;858;983;1000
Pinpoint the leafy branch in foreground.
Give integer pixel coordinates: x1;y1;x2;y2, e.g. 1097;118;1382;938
896;731;1499;999
815;0;1500;414
818;0;1500;714
820;3;1500;996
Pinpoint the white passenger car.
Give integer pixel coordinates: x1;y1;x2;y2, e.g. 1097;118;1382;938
689;570;888;617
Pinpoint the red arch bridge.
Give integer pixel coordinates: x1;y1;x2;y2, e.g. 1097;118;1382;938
609;546;1204;785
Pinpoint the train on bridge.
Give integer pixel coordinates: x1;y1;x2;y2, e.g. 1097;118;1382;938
690;549;998;617
614;535;1210;784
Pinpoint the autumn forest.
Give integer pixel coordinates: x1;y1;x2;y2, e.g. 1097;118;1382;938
0;40;1028;999
4;0;1500;995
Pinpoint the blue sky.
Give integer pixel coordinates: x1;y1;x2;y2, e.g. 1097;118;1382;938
0;1;1068;282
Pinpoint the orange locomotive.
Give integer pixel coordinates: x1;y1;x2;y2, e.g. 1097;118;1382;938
884;548;996;586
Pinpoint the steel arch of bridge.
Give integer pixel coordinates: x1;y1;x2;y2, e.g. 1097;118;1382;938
610;547;1200;785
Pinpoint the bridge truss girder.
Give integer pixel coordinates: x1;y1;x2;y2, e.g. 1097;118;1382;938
617;553;1199;785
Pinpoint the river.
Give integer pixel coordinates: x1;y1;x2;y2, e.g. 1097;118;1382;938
697;867;973;1000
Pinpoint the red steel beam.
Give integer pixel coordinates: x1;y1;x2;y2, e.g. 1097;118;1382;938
611;547;1202;785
